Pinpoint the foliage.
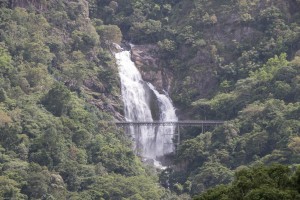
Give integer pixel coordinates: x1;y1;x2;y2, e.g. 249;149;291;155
1;0;300;199
194;164;300;200
168;51;300;196
84;174;163;199
0;1;164;199
96;24;122;45
42;83;71;117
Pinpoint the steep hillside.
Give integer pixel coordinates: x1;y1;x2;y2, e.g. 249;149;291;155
95;0;300;112
195;164;300;200
168;0;300;108
1;0;300;199
162;0;300;197
91;0;300;198
0;1;166;199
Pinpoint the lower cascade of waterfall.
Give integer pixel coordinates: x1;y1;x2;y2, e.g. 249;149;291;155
115;48;178;167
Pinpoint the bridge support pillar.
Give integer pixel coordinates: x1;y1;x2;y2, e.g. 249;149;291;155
136;124;141;156
177;124;180;151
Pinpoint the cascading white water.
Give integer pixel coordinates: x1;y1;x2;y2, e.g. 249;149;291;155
115;49;177;165
147;83;178;156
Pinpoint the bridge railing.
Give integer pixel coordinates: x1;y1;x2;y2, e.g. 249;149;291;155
114;120;224;126
110;120;225;147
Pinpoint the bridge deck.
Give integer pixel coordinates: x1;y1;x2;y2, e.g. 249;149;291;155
114;120;224;126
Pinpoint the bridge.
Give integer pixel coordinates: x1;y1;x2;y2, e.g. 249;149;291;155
113;120;225;146
114;120;224;126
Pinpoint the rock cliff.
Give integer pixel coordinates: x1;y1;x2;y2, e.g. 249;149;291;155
130;44;173;93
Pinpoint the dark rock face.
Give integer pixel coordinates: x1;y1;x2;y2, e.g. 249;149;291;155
130;44;173;93
82;75;124;121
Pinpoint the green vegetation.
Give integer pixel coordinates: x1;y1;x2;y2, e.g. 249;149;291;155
163;48;300;198
1;0;300;199
0;1;164;199
108;0;300;198
195;164;300;200
90;0;300;198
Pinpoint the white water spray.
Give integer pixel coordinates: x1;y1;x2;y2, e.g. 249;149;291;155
115;49;177;165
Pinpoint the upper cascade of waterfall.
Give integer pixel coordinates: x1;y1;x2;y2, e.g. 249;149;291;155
115;51;153;122
115;48;177;166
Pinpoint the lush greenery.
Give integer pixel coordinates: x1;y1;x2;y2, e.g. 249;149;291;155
92;0;300;198
1;0;300;199
0;1;165;199
195;164;300;200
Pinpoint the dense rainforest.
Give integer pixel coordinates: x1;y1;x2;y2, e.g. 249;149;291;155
0;0;300;199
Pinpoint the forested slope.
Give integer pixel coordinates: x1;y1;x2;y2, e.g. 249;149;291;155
0;1;166;199
1;0;300;199
91;0;300;198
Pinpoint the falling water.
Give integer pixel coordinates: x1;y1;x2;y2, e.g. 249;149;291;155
147;83;178;156
115;49;177;165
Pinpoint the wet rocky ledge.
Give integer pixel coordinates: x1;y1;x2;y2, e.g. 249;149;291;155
130;44;172;93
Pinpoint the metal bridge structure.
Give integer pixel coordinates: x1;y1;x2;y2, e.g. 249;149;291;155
113;120;225;146
115;120;224;126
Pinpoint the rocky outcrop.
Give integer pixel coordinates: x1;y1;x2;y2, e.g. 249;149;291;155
82;83;124;121
131;44;172;93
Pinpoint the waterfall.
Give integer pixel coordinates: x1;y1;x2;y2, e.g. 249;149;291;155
115;49;177;165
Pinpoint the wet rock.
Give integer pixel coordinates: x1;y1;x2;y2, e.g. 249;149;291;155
130;44;172;93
